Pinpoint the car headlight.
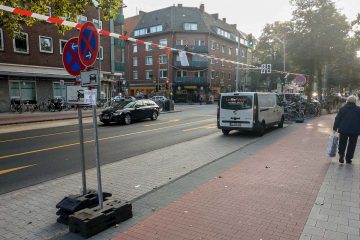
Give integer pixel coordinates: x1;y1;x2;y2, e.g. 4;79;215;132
114;110;123;115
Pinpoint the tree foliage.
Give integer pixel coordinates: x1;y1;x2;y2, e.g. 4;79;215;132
253;0;360;95
0;0;123;36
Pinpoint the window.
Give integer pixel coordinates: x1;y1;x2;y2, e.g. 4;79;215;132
53;82;66;99
9;81;36;100
132;44;138;53
92;19;103;29
159;55;168;64
59;39;67;55
184;23;198;31
176;70;187;77
236;48;239;56
228;72;232;80
77;15;87;24
221;95;253;110
228;47;232;55
159;39;167;46
211;70;215;79
194;40;205;46
133;71;138;80
97;46;103;60
145;56;153;65
221;60;225;67
210;56;215;65
134;25;163;36
176;39;187;45
221;45;225;53
159;69;168;78
145;41;152;51
211;41;215;50
13;32;29;54
196;71;204;77
241;49;245;57
39;36;53;53
145;70;153;80
133;57;138;66
0;28;3;51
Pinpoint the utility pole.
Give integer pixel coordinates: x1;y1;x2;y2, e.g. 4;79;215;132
235;37;240;92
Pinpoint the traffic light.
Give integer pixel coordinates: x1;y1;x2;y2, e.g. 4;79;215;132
156;84;160;91
247;34;254;49
165;80;169;90
280;79;285;86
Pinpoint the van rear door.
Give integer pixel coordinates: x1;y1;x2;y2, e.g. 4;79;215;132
219;94;254;129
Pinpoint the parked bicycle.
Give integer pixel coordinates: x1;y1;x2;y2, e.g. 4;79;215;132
10;98;23;113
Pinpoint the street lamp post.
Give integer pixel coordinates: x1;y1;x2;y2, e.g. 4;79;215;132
272;36;286;93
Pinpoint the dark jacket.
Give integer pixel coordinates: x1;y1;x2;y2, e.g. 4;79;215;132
333;102;360;135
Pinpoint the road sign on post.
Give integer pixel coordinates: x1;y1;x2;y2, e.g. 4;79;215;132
62;38;86;76
80;69;99;87
78;22;99;67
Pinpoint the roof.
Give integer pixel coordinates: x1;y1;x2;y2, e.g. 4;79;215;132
128;4;247;40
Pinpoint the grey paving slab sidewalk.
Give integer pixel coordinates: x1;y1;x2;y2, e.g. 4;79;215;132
0;132;256;240
300;151;360;240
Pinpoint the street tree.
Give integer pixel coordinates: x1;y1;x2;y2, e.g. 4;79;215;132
0;0;123;36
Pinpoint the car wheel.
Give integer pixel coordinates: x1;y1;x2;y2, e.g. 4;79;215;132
278;116;284;128
257;123;265;136
124;114;132;125
151;111;158;120
222;129;230;135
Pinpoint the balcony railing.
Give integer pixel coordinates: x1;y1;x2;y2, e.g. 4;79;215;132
174;77;207;85
174;61;208;69
174;45;208;53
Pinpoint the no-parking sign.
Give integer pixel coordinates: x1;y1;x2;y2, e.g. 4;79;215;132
78;22;99;66
62;38;86;76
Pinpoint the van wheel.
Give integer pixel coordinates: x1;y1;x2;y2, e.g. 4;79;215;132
257;123;265;136
222;129;230;135
278;116;284;128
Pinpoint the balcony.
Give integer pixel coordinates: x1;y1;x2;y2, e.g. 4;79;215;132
174;77;207;85
174;45;208;53
174;60;208;70
115;62;125;72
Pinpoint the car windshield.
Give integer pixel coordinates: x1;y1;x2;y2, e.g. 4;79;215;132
221;95;253;110
123;101;136;109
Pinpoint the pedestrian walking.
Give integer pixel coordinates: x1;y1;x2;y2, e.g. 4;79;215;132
333;95;360;164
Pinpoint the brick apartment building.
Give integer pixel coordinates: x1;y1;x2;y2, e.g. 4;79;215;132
124;4;251;102
0;5;125;112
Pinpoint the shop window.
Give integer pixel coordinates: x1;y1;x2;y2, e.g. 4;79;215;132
53;82;67;99
9;81;36;100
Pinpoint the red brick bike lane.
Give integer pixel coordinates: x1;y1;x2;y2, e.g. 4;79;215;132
114;116;334;240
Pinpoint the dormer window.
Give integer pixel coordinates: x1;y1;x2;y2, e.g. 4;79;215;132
184;23;198;31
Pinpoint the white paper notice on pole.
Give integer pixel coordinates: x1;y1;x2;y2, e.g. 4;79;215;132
84;89;97;105
179;51;189;66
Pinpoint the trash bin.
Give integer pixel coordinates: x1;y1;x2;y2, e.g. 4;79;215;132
163;100;174;111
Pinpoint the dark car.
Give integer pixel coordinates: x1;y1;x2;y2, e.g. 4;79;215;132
99;99;160;125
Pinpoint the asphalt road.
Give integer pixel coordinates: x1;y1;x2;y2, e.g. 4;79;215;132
0;105;220;194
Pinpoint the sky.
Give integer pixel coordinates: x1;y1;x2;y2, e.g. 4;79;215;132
123;0;360;38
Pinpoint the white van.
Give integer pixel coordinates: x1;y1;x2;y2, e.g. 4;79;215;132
217;92;284;136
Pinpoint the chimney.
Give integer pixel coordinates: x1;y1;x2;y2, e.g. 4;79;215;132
231;24;237;28
200;4;205;12
211;13;218;20
178;4;182;7
139;10;146;15
222;18;226;23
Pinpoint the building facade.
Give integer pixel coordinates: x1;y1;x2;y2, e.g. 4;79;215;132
0;6;125;112
124;4;250;102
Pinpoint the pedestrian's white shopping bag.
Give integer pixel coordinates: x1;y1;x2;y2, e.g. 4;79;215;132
327;132;338;157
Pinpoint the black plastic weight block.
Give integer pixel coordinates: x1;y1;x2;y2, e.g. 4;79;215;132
56;190;112;225
69;199;132;238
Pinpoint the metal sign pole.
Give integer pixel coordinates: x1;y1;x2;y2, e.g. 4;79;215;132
77;104;87;195
91;88;103;209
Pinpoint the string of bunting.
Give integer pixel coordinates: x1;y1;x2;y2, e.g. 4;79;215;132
0;4;305;77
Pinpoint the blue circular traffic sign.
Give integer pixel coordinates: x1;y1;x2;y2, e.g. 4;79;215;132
78;22;99;66
62;37;85;76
